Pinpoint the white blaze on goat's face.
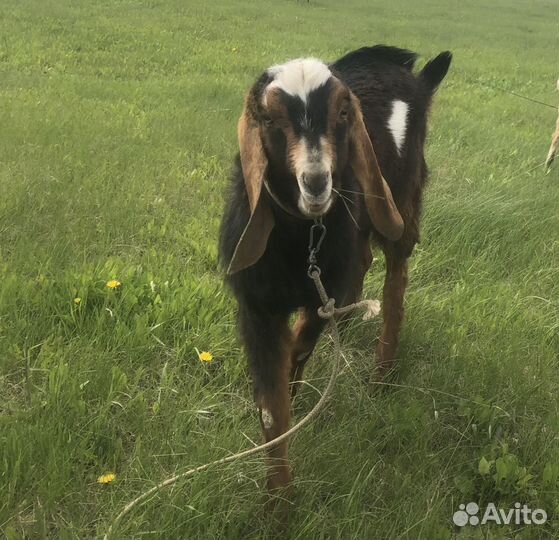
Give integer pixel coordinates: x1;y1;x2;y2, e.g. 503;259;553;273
263;58;335;217
265;58;332;105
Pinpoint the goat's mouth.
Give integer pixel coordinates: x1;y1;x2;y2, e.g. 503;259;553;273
298;192;333;218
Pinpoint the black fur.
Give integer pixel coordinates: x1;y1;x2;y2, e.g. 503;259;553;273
332;45;418;73
420;51;453;91
221;159;367;313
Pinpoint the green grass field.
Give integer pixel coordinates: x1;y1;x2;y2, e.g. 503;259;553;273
1;0;559;538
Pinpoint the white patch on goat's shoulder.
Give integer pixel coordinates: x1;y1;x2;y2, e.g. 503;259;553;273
387;100;409;155
265;58;331;104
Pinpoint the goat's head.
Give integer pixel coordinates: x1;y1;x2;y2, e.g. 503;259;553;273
228;58;403;274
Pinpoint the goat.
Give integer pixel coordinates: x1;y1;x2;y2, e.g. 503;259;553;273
219;45;451;492
545;78;559;171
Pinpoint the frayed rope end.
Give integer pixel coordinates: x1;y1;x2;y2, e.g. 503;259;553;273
361;299;381;321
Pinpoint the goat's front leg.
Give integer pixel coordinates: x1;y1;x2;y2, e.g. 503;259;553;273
375;248;408;377
289;308;326;398
239;305;292;491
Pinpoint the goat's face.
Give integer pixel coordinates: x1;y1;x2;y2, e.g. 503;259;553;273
253;59;352;218
229;57;404;274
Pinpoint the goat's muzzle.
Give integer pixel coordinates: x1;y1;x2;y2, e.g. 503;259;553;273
298;171;333;217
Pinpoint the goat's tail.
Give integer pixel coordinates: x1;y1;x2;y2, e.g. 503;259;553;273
420;51;452;93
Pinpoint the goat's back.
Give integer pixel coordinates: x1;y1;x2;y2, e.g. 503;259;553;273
331;46;450;205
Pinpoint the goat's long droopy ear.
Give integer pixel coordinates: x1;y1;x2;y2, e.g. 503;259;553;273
227;98;274;274
349;95;404;241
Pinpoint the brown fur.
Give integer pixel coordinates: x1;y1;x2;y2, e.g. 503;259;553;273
256;318;293;491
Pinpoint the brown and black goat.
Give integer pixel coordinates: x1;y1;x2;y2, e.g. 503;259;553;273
219;45;451;492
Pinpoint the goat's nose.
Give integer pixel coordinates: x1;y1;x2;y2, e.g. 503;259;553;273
301;172;328;197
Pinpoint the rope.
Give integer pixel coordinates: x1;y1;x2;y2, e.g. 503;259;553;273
498;89;558;111
461;75;559;111
103;270;378;540
309;270;380;322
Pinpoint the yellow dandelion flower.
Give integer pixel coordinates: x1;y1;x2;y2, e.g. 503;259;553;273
198;351;213;363
97;472;116;484
74;297;81;305
106;279;121;290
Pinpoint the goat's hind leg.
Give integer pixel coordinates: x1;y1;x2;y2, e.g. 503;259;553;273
375;247;409;378
239;306;293;491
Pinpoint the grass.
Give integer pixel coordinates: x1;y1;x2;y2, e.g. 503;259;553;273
1;0;559;538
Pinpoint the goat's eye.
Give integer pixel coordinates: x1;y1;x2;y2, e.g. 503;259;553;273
338;107;349;121
262;115;274;127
